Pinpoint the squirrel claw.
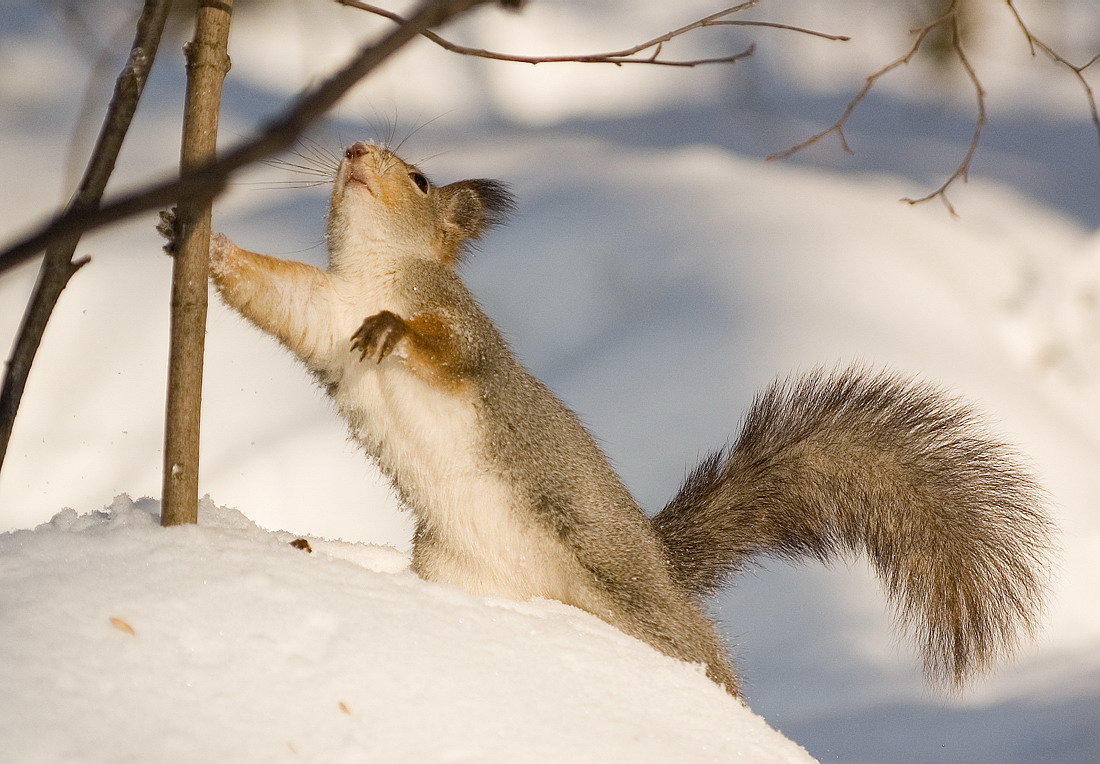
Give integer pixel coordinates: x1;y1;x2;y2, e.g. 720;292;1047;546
351;311;407;363
156;207;180;255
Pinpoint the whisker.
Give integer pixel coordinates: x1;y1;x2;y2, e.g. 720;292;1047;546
294;137;341;171
263;141;340;178
252;178;333;185
389;109;411;150
363;107;392;152
410;149;451;167
383;109;399;149
290;145;338;171
395;110;452;154
262;159;334;177
236;180;334;190
271;239;328;257
283;149;328;168
299;134;340;164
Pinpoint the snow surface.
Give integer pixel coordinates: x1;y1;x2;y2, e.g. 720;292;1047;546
2;0;1099;761
0;495;812;762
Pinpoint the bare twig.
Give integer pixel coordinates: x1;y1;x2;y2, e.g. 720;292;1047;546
0;0;499;277
770;0;1099;213
338;0;846;67
768;6;957;160
768;1;987;214
161;0;235;527
1005;0;1100;146
0;0;174;474
902;16;986;215
711;20;849;43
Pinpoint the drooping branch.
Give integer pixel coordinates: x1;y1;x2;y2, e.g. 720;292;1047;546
337;0;848;67
0;0;501;277
0;0;174;473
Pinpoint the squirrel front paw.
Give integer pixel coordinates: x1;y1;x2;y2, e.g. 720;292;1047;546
157;208;235;275
351;311;408;363
207;233;244;284
209;233;235;269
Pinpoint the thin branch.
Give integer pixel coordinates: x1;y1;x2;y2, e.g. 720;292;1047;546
0;0;499;277
338;0;834;67
712;20;850;42
901;15;986;215
768;1;989;214
0;0;174;473
1005;0;1100;146
770;1;1099;213
768;6;956;160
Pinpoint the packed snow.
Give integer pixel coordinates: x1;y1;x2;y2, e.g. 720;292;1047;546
1;1;1098;761
0;495;812;762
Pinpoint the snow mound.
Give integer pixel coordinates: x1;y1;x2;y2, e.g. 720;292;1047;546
0;495;813;763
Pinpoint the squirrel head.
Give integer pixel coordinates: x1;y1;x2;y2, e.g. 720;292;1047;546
327;142;514;269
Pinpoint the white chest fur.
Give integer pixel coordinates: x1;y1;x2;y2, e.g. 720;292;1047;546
322;300;582;606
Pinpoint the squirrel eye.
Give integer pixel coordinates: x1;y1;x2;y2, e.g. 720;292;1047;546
409;172;429;194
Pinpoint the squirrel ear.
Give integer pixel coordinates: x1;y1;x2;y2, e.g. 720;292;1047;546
439;179;516;242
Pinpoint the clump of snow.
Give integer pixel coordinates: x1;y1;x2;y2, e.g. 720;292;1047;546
0;495;813;763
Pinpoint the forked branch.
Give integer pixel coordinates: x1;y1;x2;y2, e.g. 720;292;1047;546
769;0;1099;214
1005;0;1099;146
902;15;986;215
768;9;956;160
768;3;978;214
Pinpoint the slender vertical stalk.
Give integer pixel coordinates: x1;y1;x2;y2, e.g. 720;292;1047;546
162;0;235;526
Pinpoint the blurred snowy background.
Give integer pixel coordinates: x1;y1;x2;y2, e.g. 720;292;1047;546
1;0;1098;761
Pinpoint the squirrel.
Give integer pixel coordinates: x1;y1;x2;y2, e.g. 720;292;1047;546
170;141;1053;697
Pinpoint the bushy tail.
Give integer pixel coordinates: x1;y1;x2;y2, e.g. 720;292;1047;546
652;368;1054;687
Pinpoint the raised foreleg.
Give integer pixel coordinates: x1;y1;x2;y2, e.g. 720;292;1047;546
209;234;341;368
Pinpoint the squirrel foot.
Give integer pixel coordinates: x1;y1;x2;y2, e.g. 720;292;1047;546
351;311;408;363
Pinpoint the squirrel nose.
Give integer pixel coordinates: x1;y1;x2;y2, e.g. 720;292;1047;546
345;142;370;159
